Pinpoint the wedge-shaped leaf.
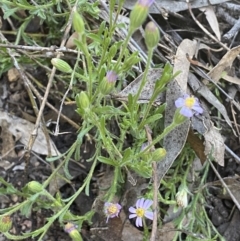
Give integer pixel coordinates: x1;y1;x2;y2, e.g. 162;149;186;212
140;113;162;126
98;156;117;166
200;6;220;40
120;148;133;166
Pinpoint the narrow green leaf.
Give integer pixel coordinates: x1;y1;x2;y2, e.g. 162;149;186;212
98;156;117;166
140;113;162;126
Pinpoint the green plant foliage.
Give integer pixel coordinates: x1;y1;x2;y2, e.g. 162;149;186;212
0;0;223;240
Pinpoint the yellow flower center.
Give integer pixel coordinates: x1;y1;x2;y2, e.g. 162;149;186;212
184;97;195;108
2;216;11;223
107;204;118;215
136;208;145;217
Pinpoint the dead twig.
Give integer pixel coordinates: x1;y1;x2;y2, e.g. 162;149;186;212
0;43;80;55
230;102;240;143
0;31;52;176
216;7;237;26
30;2;80;154
223;17;240;41
225;144;240;165
207;157;240;211
25;72;80;129
191;66;240;112
187;0;229;51
221;2;240;14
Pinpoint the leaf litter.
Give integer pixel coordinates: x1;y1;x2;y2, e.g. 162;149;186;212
1;0;240;241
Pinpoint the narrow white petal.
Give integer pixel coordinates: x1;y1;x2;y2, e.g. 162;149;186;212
129;207;136;213
129;214;137;219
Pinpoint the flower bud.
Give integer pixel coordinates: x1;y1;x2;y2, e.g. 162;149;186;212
176;184;189;208
51;58;72;73
28;181;43;193
76;91;90;110
64;222;83;241
152;148;166;161
99;71;117;95
122;53;140;72
145;21;160;50
72;10;85;35
109;45;118;59
0;216;12;232
129;0;154;32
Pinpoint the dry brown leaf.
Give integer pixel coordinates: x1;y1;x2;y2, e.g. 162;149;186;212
187;129;206;165
211;177;240;201
0;119;17;158
203;125;225;166
188;71;232;132
188;78;226;166
174;39;197;90
223;74;240;85
116;68;163;103
0;111;59;156
66;32;79;49
209;45;240;83
200;6;221;41
190;44;240;85
157;39;197;179
197;85;232;128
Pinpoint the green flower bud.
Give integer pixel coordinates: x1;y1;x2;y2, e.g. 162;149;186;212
64;223;83;241
145;21;160;50
0;216;12;232
28;181;43;193
122;52;140;71
173;108;188;125
72;10;85;35
51;58;72;73
76;91;90;110
176;183;189;208
163;62;173;74
109;45;118;59
152;148;166;161
129;0;154;32
99;71;117;95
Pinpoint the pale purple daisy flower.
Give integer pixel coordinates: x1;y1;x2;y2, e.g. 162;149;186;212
175;94;203;118
129;198;154;227
106;71;118;83
104;202;122;223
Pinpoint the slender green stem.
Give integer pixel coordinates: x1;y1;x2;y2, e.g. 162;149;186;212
114;29;133;71
158;192;176;205
111;0;125;34
143;218;149;241
97;43;108;73
84;46;93;99
134;48;153;104
109;0;116;29
136;121;178;159
0;200;29;216
118;128;127;152
91;113;123;160
139;85;163;130
107;166;120;201
36;158;98;241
